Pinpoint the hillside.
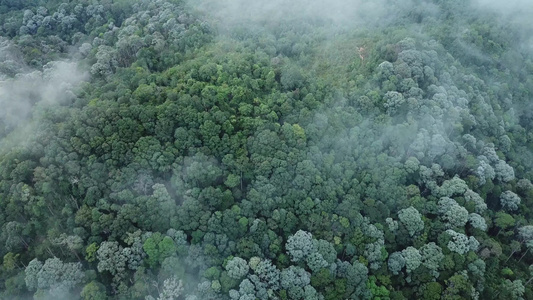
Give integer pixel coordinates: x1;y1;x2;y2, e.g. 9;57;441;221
1;0;533;299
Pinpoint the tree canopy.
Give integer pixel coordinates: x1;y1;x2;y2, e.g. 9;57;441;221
1;0;533;299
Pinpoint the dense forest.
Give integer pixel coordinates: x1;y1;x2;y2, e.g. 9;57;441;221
1;0;533;299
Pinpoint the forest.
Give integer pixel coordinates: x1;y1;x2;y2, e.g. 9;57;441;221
1;0;533;299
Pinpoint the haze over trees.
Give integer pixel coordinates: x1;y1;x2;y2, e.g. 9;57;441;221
1;0;533;299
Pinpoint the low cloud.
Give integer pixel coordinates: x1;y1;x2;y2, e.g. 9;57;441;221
0;60;88;137
188;0;421;32
0;37;27;79
471;0;533;52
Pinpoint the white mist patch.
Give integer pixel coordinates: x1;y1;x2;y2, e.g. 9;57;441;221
471;0;533;16
0;61;88;134
0;37;27;80
40;61;88;104
471;0;533;52
189;0;403;30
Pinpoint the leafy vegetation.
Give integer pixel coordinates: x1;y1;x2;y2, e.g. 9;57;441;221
1;0;533;299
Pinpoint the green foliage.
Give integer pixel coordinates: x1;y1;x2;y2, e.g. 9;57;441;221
143;234;176;268
81;281;108;300
397;206;424;237
417;282;442;300
500;191;521;211
225;256;249;279
495;212;515;232
367;276;390;300
1;0;533;299
142;237;159;268
499;279;525;300
3;252;19;271
85;243;99;263
442;274;473;300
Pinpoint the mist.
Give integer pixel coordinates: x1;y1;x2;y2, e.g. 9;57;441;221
471;0;533;52
472;0;533;21
0;37;27;79
2;0;533;299
0;60;87;142
188;0;437;35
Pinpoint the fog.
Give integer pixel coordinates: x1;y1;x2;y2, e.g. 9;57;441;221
2;0;533;299
188;0;434;33
0;37;27;79
0;60;87;143
471;0;533;52
472;0;533;21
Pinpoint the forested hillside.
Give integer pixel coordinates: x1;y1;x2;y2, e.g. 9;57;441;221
1;0;533;299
